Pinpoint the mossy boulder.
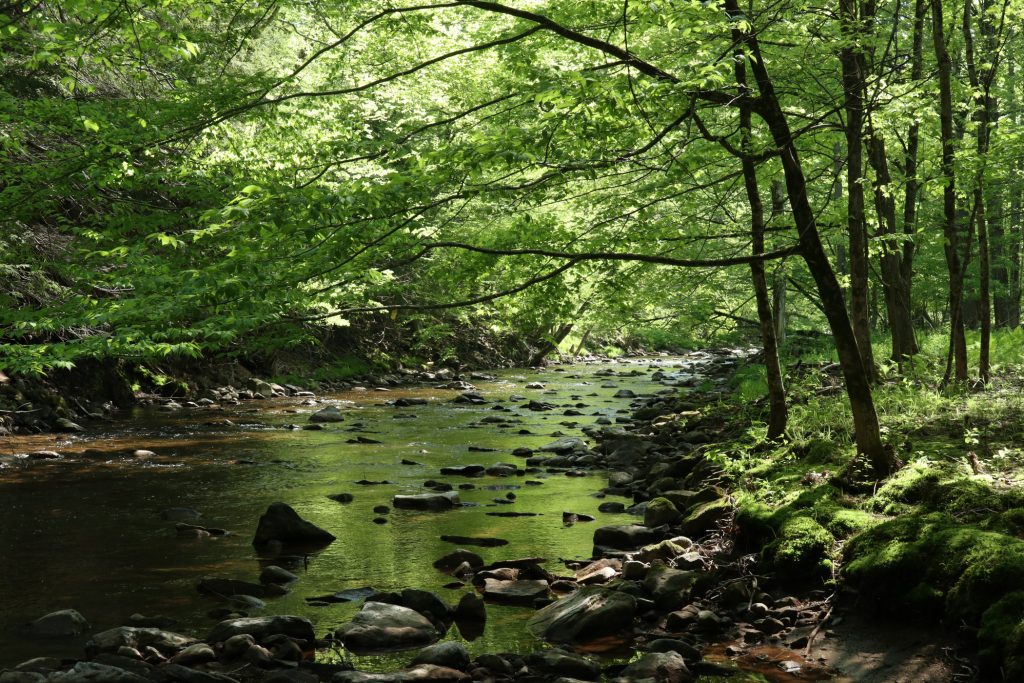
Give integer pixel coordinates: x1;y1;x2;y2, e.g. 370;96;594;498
681;498;731;537
764;515;833;580
844;513;1024;622
977;591;1024;678
644;497;682;527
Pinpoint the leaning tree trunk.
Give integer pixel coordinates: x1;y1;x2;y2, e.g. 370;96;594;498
727;0;895;476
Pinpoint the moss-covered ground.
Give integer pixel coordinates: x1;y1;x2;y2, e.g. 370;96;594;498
699;331;1024;679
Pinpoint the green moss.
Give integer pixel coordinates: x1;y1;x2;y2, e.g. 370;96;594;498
681;498;731;537
644;497;682;527
947;544;1024;621
844;513;1024;622
978;591;1024;677
764;515;834;579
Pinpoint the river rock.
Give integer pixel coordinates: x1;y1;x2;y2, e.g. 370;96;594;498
593;524;661;550
252;502;335;548
168;643;216;666
85;626;196;656
393;491;460;510
410;641;471;671
681;498;731;536
309;405;344;423
47;662;149;683
336;602;439;653
644;497;682;527
207;615;315;643
439;464;485;477
27;609;89;637
433;549;484;572
598;501;626;513
612;389;637;399
612;651;691;682
332;665;469;682
525;649;601;680
539;437;587;454
482;579;549;605
27;450;61;459
160;507;201;522
527;587;637;644
644;565;701;611
223;633;256;659
259;565;299;584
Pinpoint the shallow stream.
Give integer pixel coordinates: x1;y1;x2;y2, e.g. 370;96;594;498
0;359;704;665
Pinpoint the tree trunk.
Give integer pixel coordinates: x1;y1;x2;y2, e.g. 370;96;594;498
962;0;1001;384
840;0;876;380
868;131;917;365
727;0;894;476
771;182;788;344
734;44;787;440
528;322;573;366
932;0;968;383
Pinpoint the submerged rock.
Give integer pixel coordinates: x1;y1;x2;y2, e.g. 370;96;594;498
393;492;460;510
410;641;471;671
252;502;335;548
26;609;89;638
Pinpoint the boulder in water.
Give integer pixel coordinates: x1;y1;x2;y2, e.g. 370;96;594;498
252;502;335;548
335;602;439;654
308;405;344;423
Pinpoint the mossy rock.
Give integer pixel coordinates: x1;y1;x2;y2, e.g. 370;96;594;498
644;497;682;528
978;591;1024;678
844;512;1024;621
681;498;731;537
764;515;833;580
947;544;1024;622
734;502;776;549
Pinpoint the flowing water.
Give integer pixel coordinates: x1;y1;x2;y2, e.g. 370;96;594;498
0;355;839;681
0;359;694;666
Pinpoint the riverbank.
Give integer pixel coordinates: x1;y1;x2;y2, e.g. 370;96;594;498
1;350;1017;681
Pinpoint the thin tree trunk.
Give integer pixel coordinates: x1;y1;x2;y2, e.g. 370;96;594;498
868;131;917;365
962;0;1003;384
727;0;894;475
932;0;968;383
771;181;788;344
734;41;787;440
840;0;876;380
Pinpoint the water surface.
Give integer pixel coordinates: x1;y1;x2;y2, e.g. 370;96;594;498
0;358;705;667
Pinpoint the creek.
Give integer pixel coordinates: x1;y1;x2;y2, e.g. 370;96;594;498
0;357;712;668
